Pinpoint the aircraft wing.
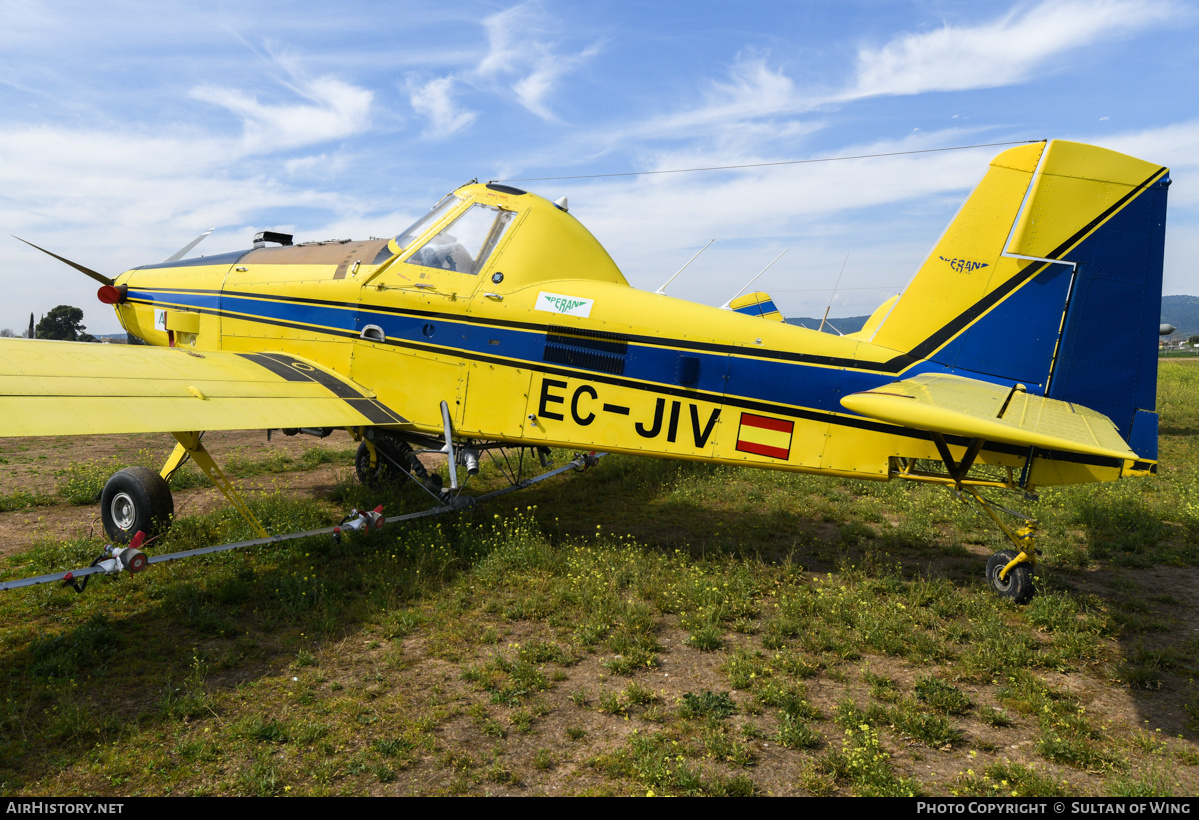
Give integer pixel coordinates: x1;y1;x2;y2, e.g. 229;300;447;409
840;373;1138;461
0;340;405;437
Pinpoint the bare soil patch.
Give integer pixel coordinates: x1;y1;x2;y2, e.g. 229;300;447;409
0;430;357;556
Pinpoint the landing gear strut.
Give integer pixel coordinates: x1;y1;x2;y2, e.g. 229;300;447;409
965;487;1039;605
890;450;1040;604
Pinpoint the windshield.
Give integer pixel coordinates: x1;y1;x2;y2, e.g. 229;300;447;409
372;194;462;264
405;204;515;275
394;194;461;250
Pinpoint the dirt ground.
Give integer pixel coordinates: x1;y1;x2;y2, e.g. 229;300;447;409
0;429;358;555
6;430;1199;794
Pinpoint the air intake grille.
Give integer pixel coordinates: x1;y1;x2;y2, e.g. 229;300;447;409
543;326;628;375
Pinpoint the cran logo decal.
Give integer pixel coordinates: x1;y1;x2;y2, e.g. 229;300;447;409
939;256;989;273
536;292;594;318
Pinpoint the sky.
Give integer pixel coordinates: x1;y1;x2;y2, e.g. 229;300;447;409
1;0;1197;336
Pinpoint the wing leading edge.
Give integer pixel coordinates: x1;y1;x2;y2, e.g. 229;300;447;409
840;373;1137;462
0;340;405;437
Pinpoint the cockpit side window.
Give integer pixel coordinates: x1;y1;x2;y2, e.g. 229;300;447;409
404;204;515;275
372;194;462;265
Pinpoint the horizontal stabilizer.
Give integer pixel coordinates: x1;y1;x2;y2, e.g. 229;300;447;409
840;373;1137;461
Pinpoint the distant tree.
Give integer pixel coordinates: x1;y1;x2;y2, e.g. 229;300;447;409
1189;335;1199;345
0;329;14;338
35;305;96;342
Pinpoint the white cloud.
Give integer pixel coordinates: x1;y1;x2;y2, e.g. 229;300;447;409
1086;119;1199;215
624;54;812;142
480;4;602;121
851;0;1176;98
502;1;1178;180
512;44;601;121
406;76;477;138
406;1;601;134
0;118;367;334
1098;119;1199;173
283;151;353;177
477;4;529;78
191;73;372;154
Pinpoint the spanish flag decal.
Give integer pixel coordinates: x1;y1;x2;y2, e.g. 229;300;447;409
736;412;793;460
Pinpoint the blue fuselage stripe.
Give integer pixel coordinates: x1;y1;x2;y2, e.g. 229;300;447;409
125;286;1136;467
129;288;959;419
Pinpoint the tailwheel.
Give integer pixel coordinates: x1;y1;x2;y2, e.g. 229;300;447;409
100;466;174;543
986;549;1034;604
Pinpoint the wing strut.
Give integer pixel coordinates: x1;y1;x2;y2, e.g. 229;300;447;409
170;431;269;538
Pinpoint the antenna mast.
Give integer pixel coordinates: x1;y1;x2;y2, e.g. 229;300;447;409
720;249;787;309
818;254;849;333
655;239;714;294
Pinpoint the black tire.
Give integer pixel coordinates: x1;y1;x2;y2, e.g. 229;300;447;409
355;440;395;487
986;549;1034;604
355;438;428;488
100;466;174;544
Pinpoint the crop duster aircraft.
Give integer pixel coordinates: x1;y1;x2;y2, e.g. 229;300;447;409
4;139;1170;604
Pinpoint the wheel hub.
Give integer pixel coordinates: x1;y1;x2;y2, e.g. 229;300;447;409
110;492;136;531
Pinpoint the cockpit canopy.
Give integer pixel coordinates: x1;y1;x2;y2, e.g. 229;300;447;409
372;184;628;290
404;203;516;275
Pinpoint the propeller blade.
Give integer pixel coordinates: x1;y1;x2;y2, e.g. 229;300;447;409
162;228;214;263
13;236;113;287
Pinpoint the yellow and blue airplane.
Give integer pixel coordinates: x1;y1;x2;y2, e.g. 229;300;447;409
5;139;1170;603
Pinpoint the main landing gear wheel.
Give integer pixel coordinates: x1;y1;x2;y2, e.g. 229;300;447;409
100;466;174;544
355;439;397;487
986;549;1034;604
355;437;442;492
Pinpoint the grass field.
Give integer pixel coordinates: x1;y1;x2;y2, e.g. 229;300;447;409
2;363;1199;796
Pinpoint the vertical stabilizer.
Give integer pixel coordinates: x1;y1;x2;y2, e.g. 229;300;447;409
869;140;1169;457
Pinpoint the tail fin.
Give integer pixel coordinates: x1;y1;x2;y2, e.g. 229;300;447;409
869;140;1169;458
728;291;784;321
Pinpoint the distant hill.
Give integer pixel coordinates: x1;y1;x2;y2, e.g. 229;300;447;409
1161;295;1199;339
785;316;869;335
785;296;1199;339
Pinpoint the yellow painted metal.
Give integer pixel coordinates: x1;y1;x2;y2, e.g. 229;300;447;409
728;292;784;321
869;142;1046;356
171;431;268;538
361;437;377;470
164;311;200;334
963;485;1039;567
159;442;189;481
890;464;1018;492
0;341;398;436
840;373;1138;460
1007;141;1167;260
845;294;898;341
